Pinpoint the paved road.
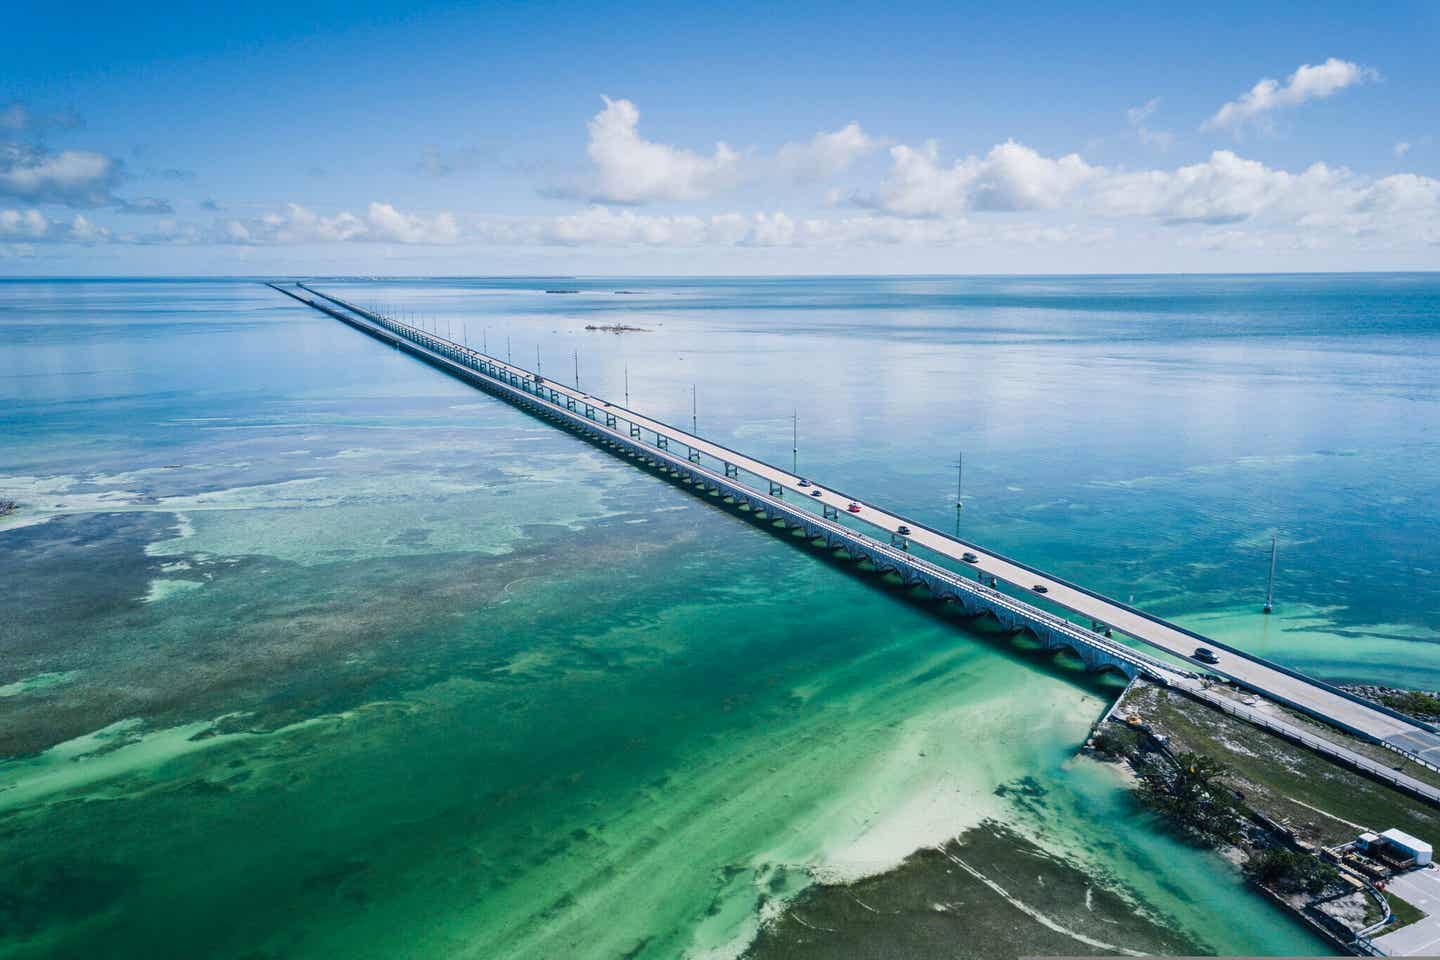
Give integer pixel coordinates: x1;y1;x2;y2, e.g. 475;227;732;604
295;283;1440;769
1370;865;1440;955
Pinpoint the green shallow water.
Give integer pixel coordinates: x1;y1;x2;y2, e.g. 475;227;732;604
7;274;1436;957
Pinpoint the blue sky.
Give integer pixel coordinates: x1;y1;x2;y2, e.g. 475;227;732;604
3;0;1437;274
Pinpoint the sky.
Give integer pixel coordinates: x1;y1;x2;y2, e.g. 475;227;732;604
3;0;1438;275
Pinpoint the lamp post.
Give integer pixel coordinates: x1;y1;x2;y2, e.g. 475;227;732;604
1264;536;1277;614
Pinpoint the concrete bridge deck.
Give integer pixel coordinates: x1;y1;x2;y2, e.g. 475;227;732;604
278;281;1440;781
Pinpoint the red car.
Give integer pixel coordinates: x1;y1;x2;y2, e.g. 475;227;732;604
847;502;862;513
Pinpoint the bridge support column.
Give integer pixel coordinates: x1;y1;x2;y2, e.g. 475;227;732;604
585;404;596;419
769;480;783;496
823;504;838;519
606;413;617;427
566;397;576;410
724;463;738;478
630;424;641;438
688;447;701;463
890;532;909;550
656;435;668;449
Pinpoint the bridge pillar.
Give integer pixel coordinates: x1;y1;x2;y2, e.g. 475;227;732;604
656;435;668;449
890;532;909;550
769;480;783;496
630;424;641;438
724;463;738;478
823;504;839;519
688;447;701;463
566;397;576;410
585;404;596;419
605;413;617;427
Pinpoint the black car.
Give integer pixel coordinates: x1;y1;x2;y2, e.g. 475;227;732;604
1031;584;1048;594
962;552;978;563
896;525;911;536
1192;647;1220;664
810;489;823;497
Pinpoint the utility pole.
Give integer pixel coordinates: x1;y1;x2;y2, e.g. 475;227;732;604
507;336;512;364
536;345;542;375
482;329;488;354
792;409;798;474
955;452;964;512
574;350;580;391
1264;536;1277;614
692;385;697;434
624;365;629;407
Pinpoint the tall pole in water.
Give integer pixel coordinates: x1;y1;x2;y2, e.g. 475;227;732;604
507;336;512;364
574;350;580;390
692;385;697;434
536;345;542;375
956;452;964;512
482;329;488;354
792;409;798;474
624;365;629;407
1264;536;1277;614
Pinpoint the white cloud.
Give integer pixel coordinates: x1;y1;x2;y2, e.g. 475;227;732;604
0;208;49;239
861;139;1100;217
226;202;459;245
1394;141;1411;158
0;143;122;207
67;214;108;243
0;209;112;243
1095;150;1440;242
1126;98;1174;150
1204;58;1376;132
366;201;459;243
778;122;878;181
582;97;739;203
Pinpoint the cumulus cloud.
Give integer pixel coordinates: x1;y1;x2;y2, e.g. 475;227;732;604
860;139;1100;217
0;209;112;243
778;122;878;181
0;208;50;239
1394;141;1411;158
0;142;123;206
1095;150;1440;241
581;97;740;203
1204;58;1376;132
224;202;459;245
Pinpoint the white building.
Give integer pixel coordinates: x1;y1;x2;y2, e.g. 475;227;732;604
1374;828;1434;867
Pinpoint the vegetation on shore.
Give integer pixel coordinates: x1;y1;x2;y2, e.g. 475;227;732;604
1342;683;1440;720
1088;679;1440;949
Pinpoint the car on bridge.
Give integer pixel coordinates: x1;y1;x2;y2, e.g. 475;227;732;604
962;552;979;563
1192;647;1221;664
896;525;911;535
798;478;811;487
847;502;862;513
810;489;823;497
1031;584;1049;594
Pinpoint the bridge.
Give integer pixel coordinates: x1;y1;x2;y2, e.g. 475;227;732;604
269;281;1440;800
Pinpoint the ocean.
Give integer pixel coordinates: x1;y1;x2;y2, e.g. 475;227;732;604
2;274;1437;957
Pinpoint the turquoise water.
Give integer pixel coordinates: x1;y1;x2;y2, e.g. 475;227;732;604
2;274;1437;957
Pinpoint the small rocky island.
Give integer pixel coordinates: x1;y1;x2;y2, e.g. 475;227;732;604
0;499;17;517
584;323;649;334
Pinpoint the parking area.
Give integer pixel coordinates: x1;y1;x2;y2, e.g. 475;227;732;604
1373;865;1440;956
